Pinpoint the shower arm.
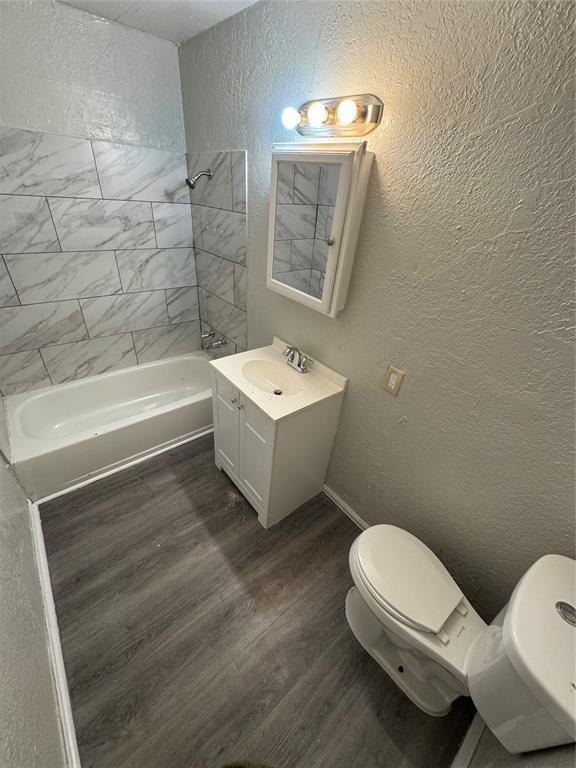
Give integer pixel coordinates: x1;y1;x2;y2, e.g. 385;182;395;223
185;169;213;190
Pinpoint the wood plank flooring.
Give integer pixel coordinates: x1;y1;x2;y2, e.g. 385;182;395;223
40;435;474;768
469;727;575;768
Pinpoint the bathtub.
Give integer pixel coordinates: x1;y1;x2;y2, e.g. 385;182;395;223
6;352;213;500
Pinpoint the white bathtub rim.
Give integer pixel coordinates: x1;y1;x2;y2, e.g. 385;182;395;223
7;352;211;462
6;350;209;408
11;388;211;463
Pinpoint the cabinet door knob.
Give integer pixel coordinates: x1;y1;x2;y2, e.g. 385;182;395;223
326;237;335;246
238;403;244;410
231;397;237;404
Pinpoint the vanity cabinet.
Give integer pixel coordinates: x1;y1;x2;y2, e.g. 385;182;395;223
210;342;347;528
212;373;274;513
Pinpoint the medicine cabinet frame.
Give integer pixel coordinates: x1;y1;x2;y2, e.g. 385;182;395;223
266;141;373;317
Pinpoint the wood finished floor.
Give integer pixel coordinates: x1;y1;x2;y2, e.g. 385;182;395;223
40;435;474;768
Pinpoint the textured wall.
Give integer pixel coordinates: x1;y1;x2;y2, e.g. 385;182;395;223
0;0;185;152
179;0;575;619
0;125;201;394
0;452;65;767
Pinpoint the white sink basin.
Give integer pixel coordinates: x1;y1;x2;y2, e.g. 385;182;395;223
210;337;347;421
242;360;304;396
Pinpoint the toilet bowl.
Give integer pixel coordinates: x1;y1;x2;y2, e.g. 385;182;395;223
346;525;576;754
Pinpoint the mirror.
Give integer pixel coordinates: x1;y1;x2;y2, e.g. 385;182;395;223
267;143;374;317
272;161;340;299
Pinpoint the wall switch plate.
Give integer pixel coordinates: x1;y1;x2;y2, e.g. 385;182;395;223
383;365;405;396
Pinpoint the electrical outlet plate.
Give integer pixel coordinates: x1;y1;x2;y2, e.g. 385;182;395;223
383;365;405;396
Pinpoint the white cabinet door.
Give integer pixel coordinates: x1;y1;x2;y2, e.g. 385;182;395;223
213;373;240;479
238;394;275;513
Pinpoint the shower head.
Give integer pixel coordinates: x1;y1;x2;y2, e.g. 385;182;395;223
185;169;213;190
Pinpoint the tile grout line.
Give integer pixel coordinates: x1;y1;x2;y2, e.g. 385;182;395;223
0;320;201;361
76;298;92;341
1;253;22;307
0;285;199;310
195;245;246;268
130;331;140;364
0;246;199;257
36;346;55;386
227;153;234;214
195;284;204;334
112;250;126;293
44;196;64;253
164;289;171;324
0;190;192;206
89;140;105;200
199;286;247;315
150;202;159;249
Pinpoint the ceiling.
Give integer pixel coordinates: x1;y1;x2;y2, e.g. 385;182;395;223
58;0;258;43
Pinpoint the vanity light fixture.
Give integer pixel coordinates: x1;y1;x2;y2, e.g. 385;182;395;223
280;94;383;137
336;98;360;125
281;106;301;130
306;101;330;126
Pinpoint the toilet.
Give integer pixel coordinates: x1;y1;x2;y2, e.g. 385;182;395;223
346;525;576;754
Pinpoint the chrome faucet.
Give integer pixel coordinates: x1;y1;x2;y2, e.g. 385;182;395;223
205;339;227;351
283;344;309;374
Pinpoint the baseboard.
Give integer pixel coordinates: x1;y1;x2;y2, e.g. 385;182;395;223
322;484;369;530
450;713;485;768
28;501;81;768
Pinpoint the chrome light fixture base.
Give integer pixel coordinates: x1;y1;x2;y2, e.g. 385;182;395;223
295;94;383;137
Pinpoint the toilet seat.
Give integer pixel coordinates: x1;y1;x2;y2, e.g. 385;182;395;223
348;525;488;688
352;525;464;634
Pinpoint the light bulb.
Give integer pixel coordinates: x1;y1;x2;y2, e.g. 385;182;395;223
307;102;329;126
281;106;301;130
336;99;359;125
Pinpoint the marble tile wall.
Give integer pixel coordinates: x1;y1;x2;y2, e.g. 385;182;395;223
272;160;336;300
0;124;202;395
188;150;247;352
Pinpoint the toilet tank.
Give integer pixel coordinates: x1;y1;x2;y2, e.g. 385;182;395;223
467;555;576;754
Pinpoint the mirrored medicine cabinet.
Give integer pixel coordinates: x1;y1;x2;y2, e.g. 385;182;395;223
266;141;374;317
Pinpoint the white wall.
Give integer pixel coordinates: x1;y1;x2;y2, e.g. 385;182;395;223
0;0;185;151
0;450;65;767
179;0;575;619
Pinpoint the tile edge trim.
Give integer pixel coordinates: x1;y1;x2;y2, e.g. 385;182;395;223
450;713;486;768
28;500;81;768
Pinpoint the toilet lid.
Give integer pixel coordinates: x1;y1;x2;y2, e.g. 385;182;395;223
354;525;463;634
503;554;576;739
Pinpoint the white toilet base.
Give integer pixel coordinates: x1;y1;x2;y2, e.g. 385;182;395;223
346;587;463;717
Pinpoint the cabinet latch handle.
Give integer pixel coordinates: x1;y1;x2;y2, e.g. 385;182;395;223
231;397;237;404
238;403;244;410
